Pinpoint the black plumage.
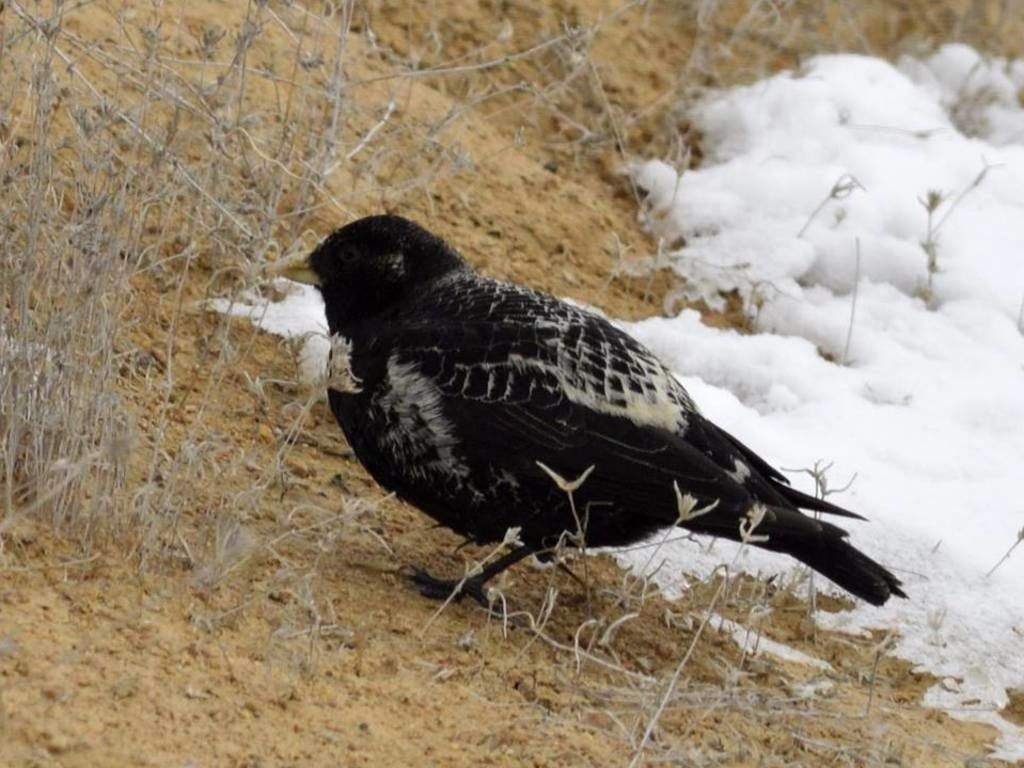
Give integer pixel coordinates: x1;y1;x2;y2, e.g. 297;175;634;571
275;214;906;606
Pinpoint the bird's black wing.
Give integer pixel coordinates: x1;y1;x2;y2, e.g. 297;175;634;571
392;274;862;520
703;426;865;518
358;276;819;539
355;317;756;543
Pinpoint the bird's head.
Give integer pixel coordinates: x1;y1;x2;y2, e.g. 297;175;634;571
270;215;468;332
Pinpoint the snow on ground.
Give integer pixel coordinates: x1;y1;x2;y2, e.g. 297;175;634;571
211;286;331;386
709;613;833;672
215;44;1024;759
625;44;1024;758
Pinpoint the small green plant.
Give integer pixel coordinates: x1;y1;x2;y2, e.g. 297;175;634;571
918;163;995;306
798;174;865;238
918;188;947;304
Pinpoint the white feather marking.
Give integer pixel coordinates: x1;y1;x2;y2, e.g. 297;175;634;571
430;272;697;425
379;355;467;479
727;458;751;485
507;352;688;432
325;334;362;393
496;469;520;489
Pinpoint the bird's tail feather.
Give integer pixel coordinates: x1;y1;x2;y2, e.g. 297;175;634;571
685;507;906;606
773;484;866;520
761;525;906;606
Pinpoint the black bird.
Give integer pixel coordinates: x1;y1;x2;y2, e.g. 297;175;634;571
272;215;906;606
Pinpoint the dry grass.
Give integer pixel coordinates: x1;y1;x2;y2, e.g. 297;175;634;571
2;1;1022;765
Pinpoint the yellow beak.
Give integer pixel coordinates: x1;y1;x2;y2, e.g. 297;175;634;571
268;252;320;286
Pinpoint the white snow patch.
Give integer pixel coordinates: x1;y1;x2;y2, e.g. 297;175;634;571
900;43;1024;147
623;47;1024;759
711;613;833;671
209;280;329;385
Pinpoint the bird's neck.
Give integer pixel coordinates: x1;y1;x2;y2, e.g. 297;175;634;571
321;262;468;335
321;286;394;336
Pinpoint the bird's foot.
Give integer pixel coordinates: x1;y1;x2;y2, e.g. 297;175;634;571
405;567;490;607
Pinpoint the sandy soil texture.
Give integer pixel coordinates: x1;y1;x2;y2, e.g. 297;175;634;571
2;1;1022;765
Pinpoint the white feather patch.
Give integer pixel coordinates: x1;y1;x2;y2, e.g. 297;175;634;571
379;355;467;479
507;352;688;433
726;459;752;485
325;334;362;393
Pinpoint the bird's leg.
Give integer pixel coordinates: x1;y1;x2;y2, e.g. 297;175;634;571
407;545;536;606
555;560;588;589
531;548;588;589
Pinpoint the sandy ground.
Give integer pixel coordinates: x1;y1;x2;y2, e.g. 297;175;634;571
2;1;1023;765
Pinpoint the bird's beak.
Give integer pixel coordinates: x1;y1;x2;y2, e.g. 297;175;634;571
268;252;320;286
